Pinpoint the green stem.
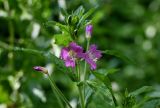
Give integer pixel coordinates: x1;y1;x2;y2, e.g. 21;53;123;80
83;39;90;81
4;0;14;70
76;63;85;108
78;86;85;108
8;20;14;69
76;61;81;81
47;74;72;108
83;39;90;104
48;77;64;108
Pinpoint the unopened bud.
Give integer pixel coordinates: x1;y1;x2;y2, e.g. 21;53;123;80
33;66;48;74
85;24;93;39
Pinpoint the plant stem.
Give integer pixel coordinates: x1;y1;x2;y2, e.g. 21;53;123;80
47;74;72;108
83;39;90;81
8;20;14;69
4;0;14;70
83;39;90;104
76;63;85;108
78;86;85;108
48;77;64;108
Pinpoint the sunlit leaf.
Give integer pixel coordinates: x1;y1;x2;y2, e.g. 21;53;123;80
54;34;72;46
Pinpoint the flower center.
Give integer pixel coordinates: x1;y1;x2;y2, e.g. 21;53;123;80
88;52;97;62
69;50;77;58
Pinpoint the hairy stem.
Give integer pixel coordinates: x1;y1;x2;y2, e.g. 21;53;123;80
47;74;72;108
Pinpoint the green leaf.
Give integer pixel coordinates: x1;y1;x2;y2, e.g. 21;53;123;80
86;80;115;108
73;6;85;17
0;42;79;82
20;48;77;81
92;71;118;106
60;7;68;16
0;43;70;73
92;72;104;81
77;7;96;28
92;68;119;89
149;91;160;98
92;71;112;90
103;50;135;64
44;21;69;32
142;99;160;108
54;34;72;46
0;85;9;103
106;68;120;75
130;86;154;96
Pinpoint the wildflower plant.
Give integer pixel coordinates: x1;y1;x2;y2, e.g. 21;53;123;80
32;6;157;108
34;6;111;108
0;5;155;108
0;0;160;107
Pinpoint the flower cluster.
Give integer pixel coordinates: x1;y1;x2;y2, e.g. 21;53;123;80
60;25;102;70
33;25;102;72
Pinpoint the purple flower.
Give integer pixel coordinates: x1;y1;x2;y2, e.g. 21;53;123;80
80;44;102;70
60;42;83;68
33;66;48;74
86;24;93;38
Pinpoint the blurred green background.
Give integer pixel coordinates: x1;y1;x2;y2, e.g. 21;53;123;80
0;0;160;108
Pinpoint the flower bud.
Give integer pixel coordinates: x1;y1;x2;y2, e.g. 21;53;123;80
85;24;93;39
33;66;48;74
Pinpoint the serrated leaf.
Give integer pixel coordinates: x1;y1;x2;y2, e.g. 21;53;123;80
54;34;72;46
103;50;135;64
130;86;154;96
92;71;112;90
92;68;119;89
86;80;115;108
92;71;118;106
